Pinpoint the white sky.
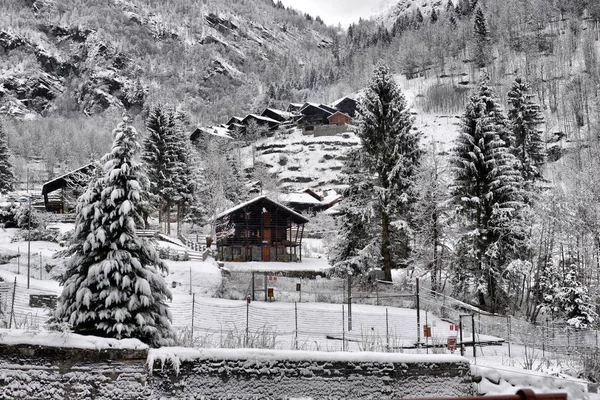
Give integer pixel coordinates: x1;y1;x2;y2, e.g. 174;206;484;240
279;0;398;28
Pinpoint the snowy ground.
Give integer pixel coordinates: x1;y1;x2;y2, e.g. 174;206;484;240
0;225;595;398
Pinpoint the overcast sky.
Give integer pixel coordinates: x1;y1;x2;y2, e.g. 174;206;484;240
279;0;397;28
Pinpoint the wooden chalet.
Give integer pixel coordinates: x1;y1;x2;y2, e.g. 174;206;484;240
328;111;353;126
190;126;232;142
287;103;304;113
261;108;299;123
331;96;358;117
298;103;334;130
280;191;324;214
41;163;97;213
226;116;243;126
241;114;281;131
216;195;309;262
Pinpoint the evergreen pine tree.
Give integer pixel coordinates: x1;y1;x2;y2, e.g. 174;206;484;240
415;8;424;25
445;0;455;13
430;8;438;24
507;77;546;187
171;112;195;234
473;8;491;68
329;150;380;276
55;116;173;347
451;75;526;312
354;63;423;282
539;259;597;328
0;121;16;194
142;106;192;235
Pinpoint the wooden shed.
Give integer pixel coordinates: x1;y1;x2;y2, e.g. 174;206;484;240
41;163;97;213
328;111;353;126
331;96;358;117
298;103;334;130
216;196;309;262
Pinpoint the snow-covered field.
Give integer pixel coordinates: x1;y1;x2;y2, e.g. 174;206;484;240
0;225;596;398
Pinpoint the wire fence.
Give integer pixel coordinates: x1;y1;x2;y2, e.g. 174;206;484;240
2;270;599;364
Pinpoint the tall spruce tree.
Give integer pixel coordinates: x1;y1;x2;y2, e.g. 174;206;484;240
507;77;546;187
329;150;380;276
451;75;526;312
55;116;173;347
0;121;15;194
142;106;192;235
353;63;422;282
473;8;491;68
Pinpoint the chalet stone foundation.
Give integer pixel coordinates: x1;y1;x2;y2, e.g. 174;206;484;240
0;345;473;399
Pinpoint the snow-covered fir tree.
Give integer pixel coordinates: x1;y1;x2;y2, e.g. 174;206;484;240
507;77;546;188
0;121;15;194
538;259;597;329
473;8;491;68
329;150;380;276
142;106;193;234
55;116;173;347
451;75;527;313
345;62;422;282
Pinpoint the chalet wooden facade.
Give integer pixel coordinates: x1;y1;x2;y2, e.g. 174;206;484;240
328;111;353;126
331;96;358;117
216;196;309;262
298;103;334;130
261;108;299;123
41;163;97;213
241;114;281;134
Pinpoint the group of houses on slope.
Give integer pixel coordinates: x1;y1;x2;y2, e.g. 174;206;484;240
39;96;358;263
191;95;358;142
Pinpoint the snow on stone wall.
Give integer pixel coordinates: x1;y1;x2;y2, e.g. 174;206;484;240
0;336;473;399
0;344;150;400
149;348;474;399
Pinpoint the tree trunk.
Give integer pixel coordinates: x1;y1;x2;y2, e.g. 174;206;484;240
432;207;439;292
158;199;163;224
381;211;393;282
167;200;171;235
177;201;182;235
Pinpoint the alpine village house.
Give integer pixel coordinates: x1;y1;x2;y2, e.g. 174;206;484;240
215;196;309;262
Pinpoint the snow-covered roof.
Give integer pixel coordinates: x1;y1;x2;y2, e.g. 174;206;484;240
321;191;343;205
243;114;281;124
41;163;97;195
299;102;335;115
216;195;309;223
330;95;357;108
327;111;352;120
281;192;323;205
194;126;232;139
263;108;296;120
322;203;341;215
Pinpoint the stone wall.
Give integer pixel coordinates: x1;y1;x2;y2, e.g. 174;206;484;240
0;344;473;399
148;348;474;399
0;344;150;400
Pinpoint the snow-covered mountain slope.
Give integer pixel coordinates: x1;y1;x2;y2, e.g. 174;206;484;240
378;0;456;28
0;0;337;122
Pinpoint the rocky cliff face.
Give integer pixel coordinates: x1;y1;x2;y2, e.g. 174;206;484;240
0;0;337;121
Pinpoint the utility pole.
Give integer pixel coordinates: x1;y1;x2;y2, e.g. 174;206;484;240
27;196;31;289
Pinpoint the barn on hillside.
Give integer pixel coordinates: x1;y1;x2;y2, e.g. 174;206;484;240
328;111;353;126
298;103;334;130
331;96;358;117
216;196;309;262
41;163;98;213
